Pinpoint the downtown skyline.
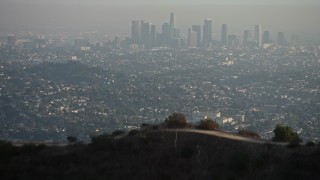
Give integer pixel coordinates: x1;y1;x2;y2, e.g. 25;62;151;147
0;1;319;41
129;12;306;49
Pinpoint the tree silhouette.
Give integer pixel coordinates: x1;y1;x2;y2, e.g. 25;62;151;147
165;113;187;129
272;125;301;142
67;136;78;144
197;119;219;130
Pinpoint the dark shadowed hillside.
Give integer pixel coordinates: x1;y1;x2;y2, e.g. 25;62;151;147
26;61;108;85
1;130;319;180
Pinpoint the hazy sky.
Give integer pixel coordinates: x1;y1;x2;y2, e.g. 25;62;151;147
2;0;320;5
1;0;319;40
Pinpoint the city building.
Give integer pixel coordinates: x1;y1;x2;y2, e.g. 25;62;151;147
171;38;182;49
227;34;237;48
141;21;151;49
203;19;212;47
262;31;270;44
277;32;286;46
150;24;157;48
192;25;201;47
161;23;171;47
254;24;262;48
131;20;141;45
170;13;175;29
188;28;198;48
170;13;176;39
243;30;252;47
221;24;228;47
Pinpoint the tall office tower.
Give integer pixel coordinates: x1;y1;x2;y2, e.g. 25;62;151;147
141;21;151;49
277;32;286;46
221;24;228;47
170;13;175;28
203;19;212;47
243;30;250;46
227;34;237;48
162;23;171;47
254;24;262;48
187;28;198;48
172;38;182;49
150;24;156;48
174;28;181;38
131;20;141;45
192;25;201;47
262;31;270;44
169;13;175;39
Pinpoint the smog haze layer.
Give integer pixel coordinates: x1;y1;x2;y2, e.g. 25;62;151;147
0;0;319;40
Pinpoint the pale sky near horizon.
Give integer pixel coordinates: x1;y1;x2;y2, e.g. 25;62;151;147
2;0;320;5
0;0;319;40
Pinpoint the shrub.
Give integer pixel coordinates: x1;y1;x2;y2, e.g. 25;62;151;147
140;123;150;128
165;113;187;129
21;143;38;154
238;130;261;139
111;130;126;136
90;133;114;150
272;125;302;143
305;141;316;147
67;136;78;144
151;125;160;130
127;129;141;136
0;140;17;159
196;119;219;130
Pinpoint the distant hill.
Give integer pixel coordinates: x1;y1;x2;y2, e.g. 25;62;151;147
26;61;107;85
1;129;319;180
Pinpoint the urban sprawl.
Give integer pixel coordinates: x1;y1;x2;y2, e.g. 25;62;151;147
0;13;319;143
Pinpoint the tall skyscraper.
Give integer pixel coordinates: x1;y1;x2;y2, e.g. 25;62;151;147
131;20;141;45
169;13;176;39
277;32;286;46
192;25;201;47
203;19;212;47
262;31;270;44
254;24;262;48
188;28;197;48
150;24;156;48
162;23;171;47
141;21;151;49
170;13;175;28
243;30;250;46
221;24;228;47
228;34;237;48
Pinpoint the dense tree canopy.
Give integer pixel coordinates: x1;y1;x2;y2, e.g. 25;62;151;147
165;113;187;129
196;119;219;130
272;125;301;142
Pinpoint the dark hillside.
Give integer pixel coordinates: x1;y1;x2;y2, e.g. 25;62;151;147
26;61;107;85
1;130;319;180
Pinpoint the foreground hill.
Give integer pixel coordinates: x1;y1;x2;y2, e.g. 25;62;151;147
1;129;319;180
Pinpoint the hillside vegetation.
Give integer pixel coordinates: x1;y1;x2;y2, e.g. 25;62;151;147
1;124;319;180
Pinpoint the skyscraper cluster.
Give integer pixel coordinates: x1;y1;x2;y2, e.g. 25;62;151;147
129;13;291;50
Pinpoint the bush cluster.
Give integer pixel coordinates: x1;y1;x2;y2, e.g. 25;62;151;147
272;125;301;143
196;119;219;130
165;113;187;128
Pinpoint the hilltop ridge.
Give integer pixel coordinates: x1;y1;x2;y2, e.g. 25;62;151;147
1;126;319;180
